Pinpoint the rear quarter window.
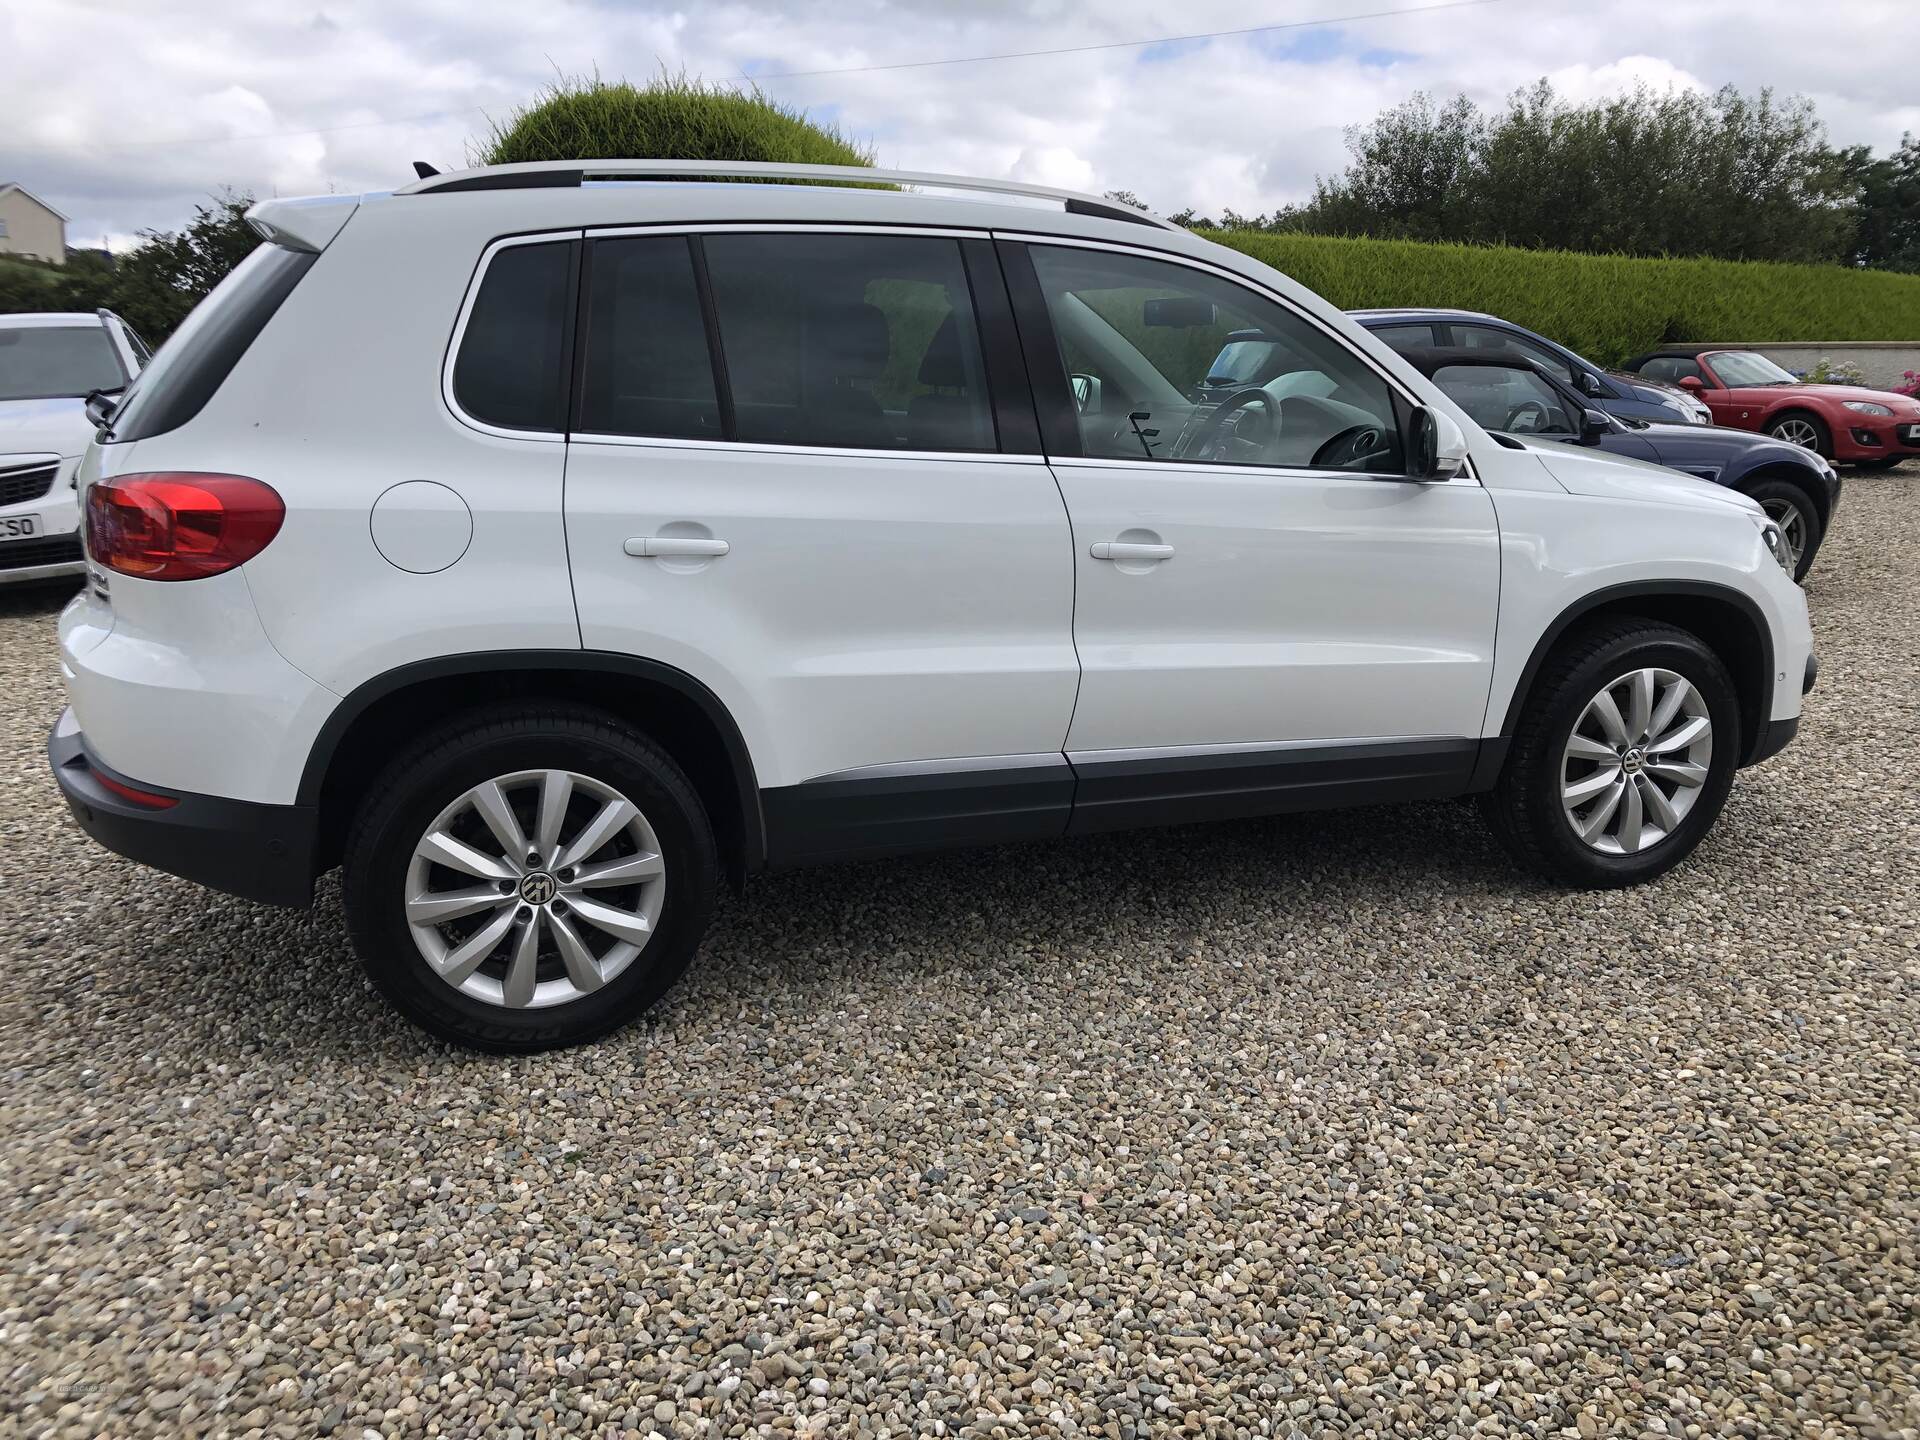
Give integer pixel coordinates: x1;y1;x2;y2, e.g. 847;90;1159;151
451;239;576;433
108;244;316;443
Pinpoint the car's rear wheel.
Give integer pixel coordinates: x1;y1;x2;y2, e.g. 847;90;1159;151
1743;478;1822;580
1765;411;1831;459
343;704;717;1051
1479;619;1741;888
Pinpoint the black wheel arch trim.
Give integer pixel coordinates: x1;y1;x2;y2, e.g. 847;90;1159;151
298;650;767;867
1495;580;1777;766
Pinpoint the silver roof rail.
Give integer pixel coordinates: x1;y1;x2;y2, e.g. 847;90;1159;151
393;159;1182;231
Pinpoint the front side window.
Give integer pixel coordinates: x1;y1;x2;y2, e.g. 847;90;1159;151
1434;364;1577;436
702;233;995;452
452;240;573;433
577;235;721;440
0;324;125;401
1639;356;1703;384
1703;351;1797;387
1027;244;1404;473
1453;324;1575;382
1368;322;1439;354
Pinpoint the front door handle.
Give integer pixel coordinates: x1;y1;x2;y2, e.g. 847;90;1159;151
1090;540;1174;562
624;536;730;558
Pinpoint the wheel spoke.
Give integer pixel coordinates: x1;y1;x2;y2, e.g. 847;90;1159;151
471;780;530;862
556;797;637;869
566;893;653;945
569;851;664;887
534;770;573;862
1579;776;1626;842
407;887;506;925
1564;766;1622;805
1565;733;1617;762
546;911;604;993
502;918;540;1008
1649;714;1709;754
417;830;515;881
1626;669;1655;742
437;905;518;985
1637;775;1680;832
1616;776;1645;853
1646;758;1708;789
1647;679;1689;745
1588;690;1630;746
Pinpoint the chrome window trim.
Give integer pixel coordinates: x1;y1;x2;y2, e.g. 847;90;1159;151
442;228;582;444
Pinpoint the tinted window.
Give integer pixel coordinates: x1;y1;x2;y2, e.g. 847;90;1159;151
0;325;125;401
702;233;995;452
1368;322;1438;353
1027;245;1404;474
1639;356;1703;384
1434;364;1576;435
577;236;720;440
1453;324;1574;382
452;241;573;433
109;243;315;443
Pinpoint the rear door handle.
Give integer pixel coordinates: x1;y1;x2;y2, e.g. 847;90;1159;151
1090;541;1174;562
624;536;730;558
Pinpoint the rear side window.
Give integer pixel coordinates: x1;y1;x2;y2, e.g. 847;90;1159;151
576;236;722;440
701;232;996;452
109;244;315;443
452;240;574;433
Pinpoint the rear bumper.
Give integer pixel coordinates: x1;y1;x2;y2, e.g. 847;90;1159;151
49;708;317;907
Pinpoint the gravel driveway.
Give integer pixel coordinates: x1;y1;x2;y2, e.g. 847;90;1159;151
3;477;1916;1440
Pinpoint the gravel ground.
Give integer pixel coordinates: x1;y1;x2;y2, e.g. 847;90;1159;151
2;476;1917;1440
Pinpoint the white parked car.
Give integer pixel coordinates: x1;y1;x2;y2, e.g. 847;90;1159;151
52;162;1815;1050
0;310;149;583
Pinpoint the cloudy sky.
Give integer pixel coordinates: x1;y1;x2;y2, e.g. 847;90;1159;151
5;0;1918;249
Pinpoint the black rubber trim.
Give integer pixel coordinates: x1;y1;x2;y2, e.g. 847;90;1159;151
1066;738;1478;835
49;712;317;908
297;651;765;866
1064;198;1161;227
429;169;583;192
762;756;1073;867
993;239;1084;460
1498;581;1776;765
1747;714;1800;766
960;237;1042;455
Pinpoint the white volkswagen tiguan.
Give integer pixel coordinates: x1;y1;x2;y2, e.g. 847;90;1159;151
51;162;1815;1050
0;309;148;584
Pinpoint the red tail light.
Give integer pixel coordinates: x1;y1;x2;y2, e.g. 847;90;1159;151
85;473;284;581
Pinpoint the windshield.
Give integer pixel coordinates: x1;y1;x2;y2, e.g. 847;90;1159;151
1708;351;1798;387
0;324;125;401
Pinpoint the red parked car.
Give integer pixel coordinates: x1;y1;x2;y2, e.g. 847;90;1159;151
1625;347;1920;469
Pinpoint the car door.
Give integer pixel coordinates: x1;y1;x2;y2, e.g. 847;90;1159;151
559;228;1080;863
1000;238;1501;830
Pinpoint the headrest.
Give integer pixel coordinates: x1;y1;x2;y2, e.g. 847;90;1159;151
817;301;890;378
918;311;967;388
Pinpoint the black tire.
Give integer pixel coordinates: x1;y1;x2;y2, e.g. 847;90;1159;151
1478;618;1741;888
1764;410;1831;459
342;704;718;1052
1742;477;1823;580
1856;456;1905;471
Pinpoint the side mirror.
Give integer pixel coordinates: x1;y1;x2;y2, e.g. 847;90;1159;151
1581;372;1605;397
1409;405;1469;482
1677;375;1706;392
1580;408;1611;443
1070;373;1103;415
84;387;123;431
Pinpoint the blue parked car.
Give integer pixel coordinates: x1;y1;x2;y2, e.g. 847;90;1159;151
1398;347;1839;578
1346;308;1713;427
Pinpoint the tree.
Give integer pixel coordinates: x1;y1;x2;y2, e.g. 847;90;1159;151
479;72;873;169
105;192;261;340
1843;133;1920;272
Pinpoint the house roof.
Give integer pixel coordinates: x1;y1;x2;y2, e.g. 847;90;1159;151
0;183;71;223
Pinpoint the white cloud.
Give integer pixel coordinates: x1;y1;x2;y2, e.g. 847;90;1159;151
2;0;1916;246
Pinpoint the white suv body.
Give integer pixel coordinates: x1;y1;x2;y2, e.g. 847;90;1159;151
0;310;148;583
51;162;1814;1049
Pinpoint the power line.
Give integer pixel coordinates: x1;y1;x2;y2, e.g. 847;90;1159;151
752;0;1512;80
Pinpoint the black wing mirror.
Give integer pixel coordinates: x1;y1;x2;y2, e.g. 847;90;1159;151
1580;408;1611;443
84;387;124;431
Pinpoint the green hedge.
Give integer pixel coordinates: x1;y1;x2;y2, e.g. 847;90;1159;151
1206;230;1920;367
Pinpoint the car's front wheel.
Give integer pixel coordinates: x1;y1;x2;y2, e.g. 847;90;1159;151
342;705;717;1051
1743;478;1822;580
1479;619;1741;887
1765;411;1831;459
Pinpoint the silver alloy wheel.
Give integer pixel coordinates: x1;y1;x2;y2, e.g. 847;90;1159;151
1560;668;1713;856
405;769;666;1009
1769;417;1821;451
1759;496;1808;570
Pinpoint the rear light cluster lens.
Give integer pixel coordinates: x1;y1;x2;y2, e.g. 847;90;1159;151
85;472;284;581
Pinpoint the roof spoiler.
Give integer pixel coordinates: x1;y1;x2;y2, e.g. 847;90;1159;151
245;193;362;254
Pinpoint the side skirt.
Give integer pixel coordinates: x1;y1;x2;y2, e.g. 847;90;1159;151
760;738;1483;868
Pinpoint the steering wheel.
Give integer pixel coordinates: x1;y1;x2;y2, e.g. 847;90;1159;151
1181;386;1274;461
1504;400;1549;433
1310;423;1389;470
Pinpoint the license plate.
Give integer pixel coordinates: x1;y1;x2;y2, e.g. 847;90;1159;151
1900;423;1920;444
0;514;42;541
